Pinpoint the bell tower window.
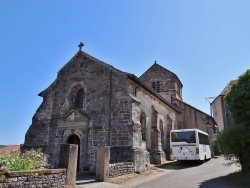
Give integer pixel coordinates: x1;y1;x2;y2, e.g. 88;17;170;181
156;81;160;92
152;82;156;90
152;81;160;92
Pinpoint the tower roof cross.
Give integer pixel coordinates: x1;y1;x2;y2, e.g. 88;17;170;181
78;42;84;51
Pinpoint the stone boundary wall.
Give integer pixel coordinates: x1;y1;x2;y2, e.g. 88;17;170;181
109;162;135;178
0;169;67;188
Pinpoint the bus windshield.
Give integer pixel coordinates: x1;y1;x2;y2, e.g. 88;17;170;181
171;131;196;143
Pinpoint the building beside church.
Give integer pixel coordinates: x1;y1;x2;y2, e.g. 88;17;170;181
211;81;236;131
22;43;217;173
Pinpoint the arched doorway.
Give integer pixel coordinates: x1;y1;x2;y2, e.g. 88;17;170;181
67;134;80;171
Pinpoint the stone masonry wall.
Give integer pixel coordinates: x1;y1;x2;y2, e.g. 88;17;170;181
24;48;182;174
109;71;134;164
211;96;224;131
0;169;66;188
24;83;55;147
109;162;134;178
134;85;177;150
140;63;182;101
110;72;132;148
23;49;139;172
173;98;215;142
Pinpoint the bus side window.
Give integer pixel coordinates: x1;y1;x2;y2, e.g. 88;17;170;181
198;133;209;145
205;135;209;145
199;133;204;144
190;134;195;143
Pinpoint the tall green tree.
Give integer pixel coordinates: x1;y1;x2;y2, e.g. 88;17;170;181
225;69;250;124
218;69;250;175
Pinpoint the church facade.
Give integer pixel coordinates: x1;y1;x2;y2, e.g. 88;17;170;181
22;43;216;172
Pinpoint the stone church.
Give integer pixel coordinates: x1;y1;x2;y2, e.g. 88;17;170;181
22;43;216;173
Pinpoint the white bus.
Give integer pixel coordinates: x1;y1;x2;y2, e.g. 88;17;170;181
170;129;211;162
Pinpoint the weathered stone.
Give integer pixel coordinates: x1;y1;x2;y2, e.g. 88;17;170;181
0;169;66;188
109;162;135;178
58;144;78;188
96;146;110;182
22;44;216;180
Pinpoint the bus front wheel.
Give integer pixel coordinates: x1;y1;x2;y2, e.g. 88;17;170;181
200;156;206;164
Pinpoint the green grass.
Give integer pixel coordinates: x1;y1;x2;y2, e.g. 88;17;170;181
226;170;250;188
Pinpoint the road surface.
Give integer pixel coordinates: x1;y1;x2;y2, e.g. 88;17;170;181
131;157;240;188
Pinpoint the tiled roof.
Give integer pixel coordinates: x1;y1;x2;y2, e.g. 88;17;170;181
0;145;20;155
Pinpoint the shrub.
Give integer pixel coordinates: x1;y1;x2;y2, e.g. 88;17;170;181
217;123;250;175
0;148;47;173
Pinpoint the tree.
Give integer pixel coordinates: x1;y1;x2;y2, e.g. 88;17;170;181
217;69;250;175
225;69;250;124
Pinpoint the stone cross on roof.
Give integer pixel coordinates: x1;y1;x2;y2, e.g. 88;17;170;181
78;42;84;51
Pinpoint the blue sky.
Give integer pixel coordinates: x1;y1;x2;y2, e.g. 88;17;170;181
0;1;249;145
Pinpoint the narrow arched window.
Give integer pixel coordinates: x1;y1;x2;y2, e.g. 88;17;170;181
75;89;84;109
156;81;160;92
140;112;147;142
152;82;156;91
160;120;164;146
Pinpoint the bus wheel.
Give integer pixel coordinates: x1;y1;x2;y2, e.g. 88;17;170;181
200;156;206;164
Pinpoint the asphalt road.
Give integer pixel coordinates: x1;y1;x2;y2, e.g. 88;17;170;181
132;157;240;188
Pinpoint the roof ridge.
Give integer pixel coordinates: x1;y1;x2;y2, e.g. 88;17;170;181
140;62;183;86
127;73;182;113
220;80;236;95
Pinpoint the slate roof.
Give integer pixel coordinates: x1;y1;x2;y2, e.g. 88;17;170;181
127;73;182;114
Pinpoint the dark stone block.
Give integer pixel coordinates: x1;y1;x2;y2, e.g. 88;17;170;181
110;146;132;163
